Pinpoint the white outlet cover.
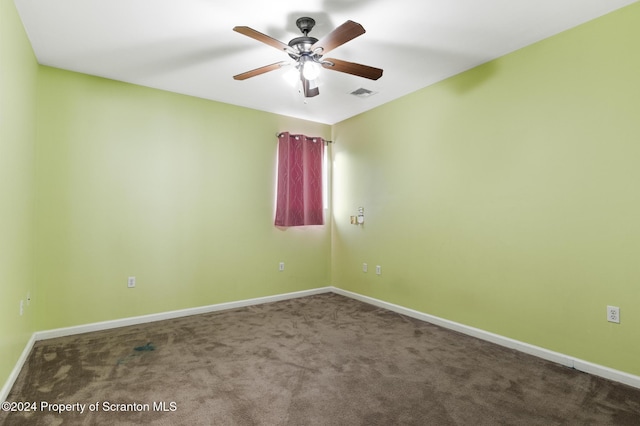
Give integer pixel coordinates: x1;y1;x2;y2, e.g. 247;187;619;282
607;305;620;323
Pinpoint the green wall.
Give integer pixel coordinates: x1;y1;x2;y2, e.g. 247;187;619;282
34;68;331;330
331;3;640;375
0;0;38;390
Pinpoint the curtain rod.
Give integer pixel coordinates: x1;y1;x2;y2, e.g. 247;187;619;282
276;132;332;143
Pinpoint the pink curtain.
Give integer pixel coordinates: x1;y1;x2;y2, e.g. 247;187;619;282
275;132;325;226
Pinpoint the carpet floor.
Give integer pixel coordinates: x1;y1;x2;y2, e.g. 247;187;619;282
2;293;639;425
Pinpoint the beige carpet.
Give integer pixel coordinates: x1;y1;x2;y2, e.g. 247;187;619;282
2;293;640;425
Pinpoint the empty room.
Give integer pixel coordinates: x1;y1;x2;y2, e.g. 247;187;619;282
2;0;640;424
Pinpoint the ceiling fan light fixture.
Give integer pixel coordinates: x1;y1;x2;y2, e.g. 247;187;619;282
302;58;321;80
282;66;300;87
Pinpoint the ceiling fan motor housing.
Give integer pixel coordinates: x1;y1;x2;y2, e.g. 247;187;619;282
288;37;319;58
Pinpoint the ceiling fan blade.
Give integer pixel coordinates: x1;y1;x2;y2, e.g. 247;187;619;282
233;61;289;80
311;20;365;55
301;78;320;98
322;58;383;80
233;26;294;54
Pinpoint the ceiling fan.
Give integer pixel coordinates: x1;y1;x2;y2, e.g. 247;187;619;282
233;17;383;98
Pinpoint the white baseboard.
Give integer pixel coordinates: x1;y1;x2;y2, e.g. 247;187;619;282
331;287;640;389
4;284;639;403
1;333;36;403
35;287;333;341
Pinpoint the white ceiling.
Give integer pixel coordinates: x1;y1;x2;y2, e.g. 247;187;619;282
14;0;637;124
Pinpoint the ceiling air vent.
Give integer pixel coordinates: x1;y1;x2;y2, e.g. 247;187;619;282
350;88;377;98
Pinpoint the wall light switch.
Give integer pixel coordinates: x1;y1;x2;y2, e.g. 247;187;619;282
128;276;136;288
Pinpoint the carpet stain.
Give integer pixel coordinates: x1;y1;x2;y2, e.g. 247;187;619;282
134;342;156;352
117;342;156;365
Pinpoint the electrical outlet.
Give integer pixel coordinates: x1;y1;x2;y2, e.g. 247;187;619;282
128;276;136;288
279;262;285;272
20;300;24;316
362;263;368;273
375;265;381;275
607;305;620;323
